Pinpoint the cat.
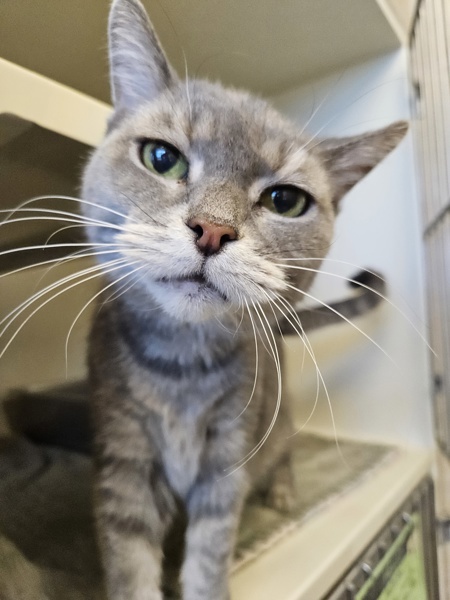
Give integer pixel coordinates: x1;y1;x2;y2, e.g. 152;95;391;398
79;0;408;598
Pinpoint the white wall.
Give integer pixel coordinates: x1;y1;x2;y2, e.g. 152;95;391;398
271;50;434;447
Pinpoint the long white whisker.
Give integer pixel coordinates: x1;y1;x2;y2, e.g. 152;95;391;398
0;259;129;359
286;282;398;368
231;299;259;423
183;52;193;123
43;223;100;246
275;262;434;355
43;222;152;247
225;301;282;473
302;76;404;151
0;242;117;260
0;249;120;281
0;214;139;238
271;292;307;370
269;292;347;464
3;195;138;224
248;303;272;356
270;294;325;435
269;294;321;424
213;315;237;336
0;209;154;243
64;261;144;372
1;206;117;226
259;289;286;342
233;303;246;338
298;69;348;137
0;257;127;332
1;214;85;227
32;248;128;292
101;265;149;305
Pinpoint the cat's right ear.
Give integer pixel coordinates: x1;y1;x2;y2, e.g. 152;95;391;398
108;0;176;113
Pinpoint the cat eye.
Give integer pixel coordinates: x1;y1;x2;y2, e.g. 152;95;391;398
139;140;189;180
259;185;313;218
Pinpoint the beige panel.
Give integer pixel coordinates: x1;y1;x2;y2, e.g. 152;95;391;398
0;0;400;102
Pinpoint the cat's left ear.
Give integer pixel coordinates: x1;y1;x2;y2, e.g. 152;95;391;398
108;0;177;112
316;121;408;206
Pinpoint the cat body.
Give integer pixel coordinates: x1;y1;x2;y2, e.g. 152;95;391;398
82;1;407;598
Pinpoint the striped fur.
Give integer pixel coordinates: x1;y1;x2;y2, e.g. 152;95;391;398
82;1;407;598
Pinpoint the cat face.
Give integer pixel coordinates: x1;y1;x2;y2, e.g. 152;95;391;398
82;0;407;323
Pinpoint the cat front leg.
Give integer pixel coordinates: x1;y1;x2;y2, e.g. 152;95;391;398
182;469;248;600
94;435;176;600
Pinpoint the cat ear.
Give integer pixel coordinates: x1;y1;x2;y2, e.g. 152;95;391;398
317;121;408;205
108;0;177;112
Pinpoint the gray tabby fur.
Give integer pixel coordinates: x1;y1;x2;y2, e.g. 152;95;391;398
82;1;408;598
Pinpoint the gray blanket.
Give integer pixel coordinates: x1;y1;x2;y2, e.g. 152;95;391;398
0;434;390;600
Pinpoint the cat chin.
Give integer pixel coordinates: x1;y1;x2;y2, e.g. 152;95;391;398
148;280;231;323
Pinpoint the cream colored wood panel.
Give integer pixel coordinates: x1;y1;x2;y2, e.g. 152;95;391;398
0;58;110;147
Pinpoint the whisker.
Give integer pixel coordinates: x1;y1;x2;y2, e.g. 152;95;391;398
3;195;137;224
270;294;324;431
0;209;155;244
272;292;307;370
271;294;321;429
183;53;193;124
0;257;127;334
101;265;149;305
232;303;246;338
269;292;348;465
0;259;129;359
64;261;144;372
151;0;192;125
298;68;348;138
302;76;405;151
276;262;434;355
225;301;282;473
43;221;154;246
286;282;398;368
1;214;85;227
0;242;118;260
231;299;259;423
0;248;121;282
118;190;167;227
32;247;131;292
260;289;286;342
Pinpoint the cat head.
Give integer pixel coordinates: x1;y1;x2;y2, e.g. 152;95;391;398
82;0;407;323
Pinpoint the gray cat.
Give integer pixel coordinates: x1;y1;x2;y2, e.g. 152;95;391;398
81;1;407;598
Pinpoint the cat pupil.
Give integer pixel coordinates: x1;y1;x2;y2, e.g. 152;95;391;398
272;188;303;214
151;145;177;173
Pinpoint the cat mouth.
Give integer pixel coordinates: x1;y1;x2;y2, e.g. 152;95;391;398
157;274;228;301
159;273;206;285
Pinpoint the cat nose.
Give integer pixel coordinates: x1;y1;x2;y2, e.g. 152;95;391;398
187;218;237;256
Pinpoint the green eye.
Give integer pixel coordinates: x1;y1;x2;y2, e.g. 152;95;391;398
139;140;189;180
260;185;312;218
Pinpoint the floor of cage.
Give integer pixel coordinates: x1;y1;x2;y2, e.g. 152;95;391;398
0;429;399;600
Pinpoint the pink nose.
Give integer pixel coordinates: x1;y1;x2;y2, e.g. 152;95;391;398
187;218;237;256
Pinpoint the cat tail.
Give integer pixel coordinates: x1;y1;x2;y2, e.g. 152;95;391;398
279;269;386;334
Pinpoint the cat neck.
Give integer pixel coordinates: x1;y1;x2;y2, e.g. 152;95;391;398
112;294;245;368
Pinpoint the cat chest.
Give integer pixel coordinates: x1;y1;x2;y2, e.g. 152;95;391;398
159;414;205;498
152;381;246;498
127;345;252;496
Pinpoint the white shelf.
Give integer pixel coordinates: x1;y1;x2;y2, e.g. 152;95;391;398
0;58;110;148
231;447;432;600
